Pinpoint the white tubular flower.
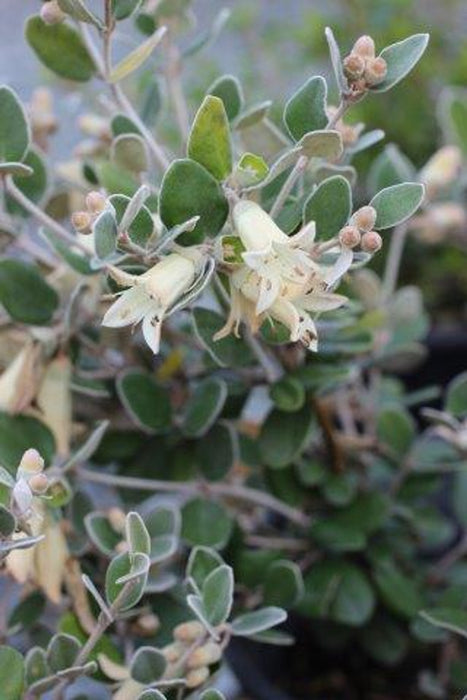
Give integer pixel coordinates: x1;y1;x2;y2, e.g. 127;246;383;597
102;252;198;354
233;200;318;314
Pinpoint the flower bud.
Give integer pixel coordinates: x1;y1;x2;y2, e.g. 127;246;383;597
187;642;222;669
173;620;205;643
352;206;377;232
338;225;361;249
364;57;387;86
343;54;365;80
85;191;107;214
19;448;44;474
107;507;126;533
185;666;210;689
163;641;185;663
71;211;92;234
29;472;49;494
352;35;375;59
134;613;160;636
40;0;66;25
361;231;383;253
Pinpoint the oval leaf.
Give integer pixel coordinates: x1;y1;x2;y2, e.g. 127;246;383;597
370;182;424;230
303;175;352;239
283;76;328;141
372;34;429;93
188;96;232;181
0;86;30;163
0;259;59;325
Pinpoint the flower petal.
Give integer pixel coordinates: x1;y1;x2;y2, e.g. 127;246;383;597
102;286;154;328
142;311;163;354
298;291;347;312
324;247;353;287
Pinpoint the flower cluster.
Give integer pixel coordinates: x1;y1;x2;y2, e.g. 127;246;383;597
343;35;388;96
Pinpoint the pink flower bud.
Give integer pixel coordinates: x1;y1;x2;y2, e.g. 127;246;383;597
71;211;92;234
85;191;107;214
338;225;361;249
352;206;377;232
352;35;376;59
19;448;44;474
40;1;66;25
186;666;210;689
29;473;49;494
174;620;204;642
343;54;365;80
365;57;388;86
361;231;383;253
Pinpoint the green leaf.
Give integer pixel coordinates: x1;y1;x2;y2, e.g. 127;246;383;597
263;561;304;608
192;307;253;367
109;194;154;247
117;369;172;433
181;498;233;550
202;564;234;626
303;175;352;239
25;15;96;82
187;546;224;592
420;608;467;639
361;616;408;666
138;691;166;700
371;34;429;93
25;647;49;687
93;208;118;259
145;504;179;538
112;0;142;20
111;113;141;138
258;405;313;469
111;134;148;173
183;379;227;437
446;371;467;418
8;592;45;634
130;646;166;684
269;376;305;413
0;413;55;473
200;691;226;700
299;561;375;626
0;646;25;700
84;513;121;556
126;511;151;556
377;406;415;457
0;86;30;163
109;27;166;83
0;505;16;537
208;74;243;121
367;144;416;196
47;633;81;672
373;562;423;618
188;96;232;181
370;182;424;230
105;551;150;612
283;76;328;141
231;607;287;636
0;259;59;325
40;227;93;276
196;423;236;481
298;130;343;160
235;152;269;187
57;0;103;28
439;88;467;155
159;159;229;245
6;148;48;216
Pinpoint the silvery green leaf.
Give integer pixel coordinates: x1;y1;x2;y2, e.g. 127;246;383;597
186;594;219;638
371;34;429;93
126;511;151;556
437;87;467;154
0;465;15;488
0;86;31;163
370;182;425;229
145;504;180;538
298;129;343;160
231;607;287;636
183;8;231;58
82;574;113;621
186;546;224;594
109;27;167;83
207;74;244;121
347;129;385;156
47;633;81;673
130;646;166;684
235;100;272;130
303;174;352;239
325;27;347;92
284;76;328;141
93;207;118;259
111;134;149;173
182;378;228;438
57;0;104;28
55;661;97;681
0;162;33;177
0;534;44;553
118;184;151;233
202;564;234;626
188;96;233;181
367;144;416;196
0;646;24;700
314;163;357;186
61;420;109;472
106;551;150;611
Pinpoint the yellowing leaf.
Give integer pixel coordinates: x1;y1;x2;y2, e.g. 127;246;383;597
109;27;167;84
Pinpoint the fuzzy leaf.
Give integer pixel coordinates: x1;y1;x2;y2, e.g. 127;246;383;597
0;259;59;324
0;647;25;700
109;27;166;83
181;498;233;550
231;607;287;636
130;646;166;684
372;34;429;93
188;96;232;180
117;369;172;433
258;405;313;469
159;159;229;245
0;413;55;473
192;307;253;367
283;76;328;141
57;0;103;27
126;512;151;556
25;15;96;82
303;175;352;239
47;634;81;673
0;86;30;163
93;208;118;259
111;134;148;173
208;74;244;121
263;561;304;608
202;564;234;626
370;182;424;229
105;551;150;612
446;372;467;418
183;379;227;438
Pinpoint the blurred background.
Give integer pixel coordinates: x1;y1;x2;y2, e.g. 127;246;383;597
2;0;467;320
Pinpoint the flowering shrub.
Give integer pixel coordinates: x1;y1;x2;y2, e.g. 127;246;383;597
0;1;466;698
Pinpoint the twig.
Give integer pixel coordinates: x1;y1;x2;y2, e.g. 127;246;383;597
326;98;348;130
269;155;309;219
4;177;91;256
312;397;344;473
77;467;311;527
382;222;409;302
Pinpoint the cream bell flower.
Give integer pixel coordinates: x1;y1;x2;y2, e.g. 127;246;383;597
233;200;318;314
419;145;462;198
102;252;199;354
